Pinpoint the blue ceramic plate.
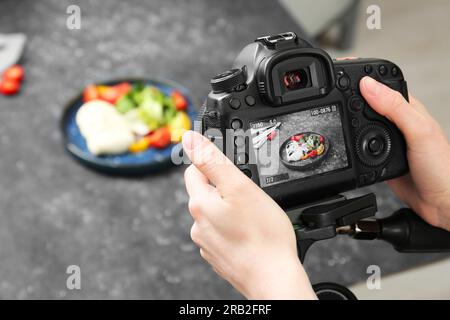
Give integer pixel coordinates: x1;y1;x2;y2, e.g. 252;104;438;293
61;78;197;175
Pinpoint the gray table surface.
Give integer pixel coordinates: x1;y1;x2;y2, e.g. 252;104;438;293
0;0;447;299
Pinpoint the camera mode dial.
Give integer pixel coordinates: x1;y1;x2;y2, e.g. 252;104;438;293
210;68;247;93
356;123;392;167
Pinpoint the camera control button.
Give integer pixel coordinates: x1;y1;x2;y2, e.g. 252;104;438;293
349;97;364;112
364;65;373;74
236;153;249;165
211;68;247;93
359;171;377;185
229;98;241;110
356;124;392;167
366;171;377;183
368;137;384;155
234;136;245;147
351;118;359;128
231;119;243;130
358;175;365;185
391;66;399;77
241;169;252;178
378;65;387;76
245;95;256;106
363;105;378;120
337;75;350;90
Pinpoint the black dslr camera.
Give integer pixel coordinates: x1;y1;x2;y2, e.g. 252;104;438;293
199;32;408;209
199;32;450;299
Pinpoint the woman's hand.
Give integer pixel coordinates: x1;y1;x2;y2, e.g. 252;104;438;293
360;76;450;231
182;130;316;300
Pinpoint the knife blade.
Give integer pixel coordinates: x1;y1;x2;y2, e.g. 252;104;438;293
0;33;27;74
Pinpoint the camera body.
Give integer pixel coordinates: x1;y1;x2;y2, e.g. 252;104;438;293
200;32;408;209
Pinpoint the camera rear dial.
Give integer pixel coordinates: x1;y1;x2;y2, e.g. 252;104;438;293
356;124;392;167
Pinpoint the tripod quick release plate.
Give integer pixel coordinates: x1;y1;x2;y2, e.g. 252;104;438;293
293;193;378;261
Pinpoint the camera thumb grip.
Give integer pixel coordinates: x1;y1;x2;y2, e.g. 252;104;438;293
379;208;450;252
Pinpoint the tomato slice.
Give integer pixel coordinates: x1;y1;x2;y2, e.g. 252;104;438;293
83;85;99;102
308;150;318;158
291;134;304;142
147;127;171;149
98;86;121;104
114;82;131;97
172;90;188;110
94;83;131;104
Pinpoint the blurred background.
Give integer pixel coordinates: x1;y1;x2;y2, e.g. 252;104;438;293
0;0;449;299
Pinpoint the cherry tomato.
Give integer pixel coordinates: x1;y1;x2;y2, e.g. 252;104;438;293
320;136;324;143
83;85;99;102
114;82;131;97
3;65;25;82
147;127;171;149
291;134;304;142
0;79;20;95
308;150;318;158
98;86;121;104
172;90;188;110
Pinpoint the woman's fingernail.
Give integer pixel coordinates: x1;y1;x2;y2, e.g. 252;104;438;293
362;76;382;96
182;130;203;152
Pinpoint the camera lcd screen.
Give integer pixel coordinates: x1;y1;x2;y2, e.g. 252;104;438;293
249;104;349;188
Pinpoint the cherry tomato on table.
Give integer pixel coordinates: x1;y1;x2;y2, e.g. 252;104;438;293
0;79;20;95
3;65;25;82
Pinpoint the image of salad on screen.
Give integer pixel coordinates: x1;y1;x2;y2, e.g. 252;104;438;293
250;104;349;188
76;82;191;156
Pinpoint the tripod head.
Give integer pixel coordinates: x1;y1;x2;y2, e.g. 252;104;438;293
289;192;450;262
289;193;450;299
291;193;377;261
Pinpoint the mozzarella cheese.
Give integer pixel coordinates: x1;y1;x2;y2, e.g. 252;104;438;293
76;100;135;155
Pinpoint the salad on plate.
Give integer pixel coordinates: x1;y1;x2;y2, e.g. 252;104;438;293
76;82;191;156
285;133;325;162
